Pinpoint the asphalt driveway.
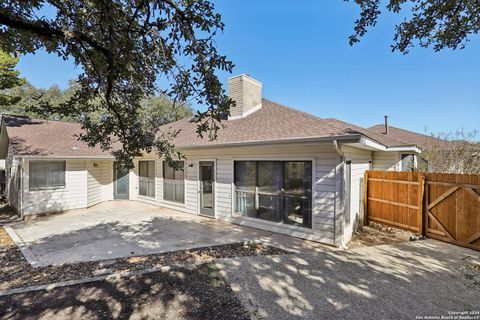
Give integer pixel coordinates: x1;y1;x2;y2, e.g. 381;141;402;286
7;201;327;266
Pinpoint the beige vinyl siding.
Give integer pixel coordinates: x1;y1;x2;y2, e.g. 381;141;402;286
215;159;233;218
341;145;371;244
181;142;340;244
183;160;198;214
129;159;138;201
372;151;399;171
87;160;113;206
22;159;87;215
87;161;102;206
131;142;340;244
101;161;114;201
155;159;163;201
5;146;21;214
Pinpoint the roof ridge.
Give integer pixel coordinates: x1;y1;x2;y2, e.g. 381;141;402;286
2;114;80;125
262;98;344;134
370;123;434;138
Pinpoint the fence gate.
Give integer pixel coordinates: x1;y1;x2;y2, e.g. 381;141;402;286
424;173;480;251
365;171;480;251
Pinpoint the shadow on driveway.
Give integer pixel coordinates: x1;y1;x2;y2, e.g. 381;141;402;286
0;263;250;320
216;239;480;319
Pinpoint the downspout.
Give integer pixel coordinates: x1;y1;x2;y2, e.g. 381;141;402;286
333;140;346;248
20;158;24;220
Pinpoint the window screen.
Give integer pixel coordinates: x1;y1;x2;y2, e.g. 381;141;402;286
163;161;184;203
29;161;66;190
139;160;155;197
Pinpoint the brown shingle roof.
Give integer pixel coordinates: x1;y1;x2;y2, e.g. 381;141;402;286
324;118;414;147
2;100;429;157
161;99;360;147
2;115;113;157
368;124;448;149
163;99;423;149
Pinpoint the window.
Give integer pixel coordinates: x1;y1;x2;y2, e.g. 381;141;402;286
163;161;184;203
139;160;155;197
29;160;66;190
401;154;415;171
234;161;312;228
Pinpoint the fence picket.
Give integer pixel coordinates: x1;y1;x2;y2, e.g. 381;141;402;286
365;170;480;251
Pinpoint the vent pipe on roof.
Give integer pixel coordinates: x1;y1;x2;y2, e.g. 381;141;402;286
384;115;389;134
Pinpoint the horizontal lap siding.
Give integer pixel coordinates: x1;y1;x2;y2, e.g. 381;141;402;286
183;143;340;244
100;161;113;201
88;160;113;205
216;159;233;218
5;147;21;213
87;161;102;206
184;163;198;214
155;160;163;201
23;160;87;215
372;152;399;171
341;146;372;243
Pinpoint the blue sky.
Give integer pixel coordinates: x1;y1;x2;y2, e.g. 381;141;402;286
16;1;480;134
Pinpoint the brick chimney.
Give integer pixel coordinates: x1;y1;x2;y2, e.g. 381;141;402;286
227;74;262;119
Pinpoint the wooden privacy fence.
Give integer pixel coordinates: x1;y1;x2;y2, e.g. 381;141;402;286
364;171;480;251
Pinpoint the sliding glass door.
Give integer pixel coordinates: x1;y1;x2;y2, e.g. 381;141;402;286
234;161;312;228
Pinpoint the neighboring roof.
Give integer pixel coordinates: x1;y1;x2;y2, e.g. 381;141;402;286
323;118;416;148
1;115;113;158
368;124;448;149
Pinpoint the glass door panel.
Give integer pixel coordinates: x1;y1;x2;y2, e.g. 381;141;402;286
199;161;214;217
257;161;283;222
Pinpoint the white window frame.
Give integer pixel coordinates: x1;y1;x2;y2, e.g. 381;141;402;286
162;160;185;204
138;160;156;198
29;160;66;191
232;157;316;229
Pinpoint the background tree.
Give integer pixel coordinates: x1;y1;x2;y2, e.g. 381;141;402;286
348;1;480;53
3;80;194;126
0;50;25;106
0;0;233;167
420;129;480;174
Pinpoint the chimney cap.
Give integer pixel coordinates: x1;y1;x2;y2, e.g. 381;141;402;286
228;74;262;85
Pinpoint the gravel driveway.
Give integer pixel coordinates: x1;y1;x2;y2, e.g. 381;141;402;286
216;239;480;320
0;263;250;320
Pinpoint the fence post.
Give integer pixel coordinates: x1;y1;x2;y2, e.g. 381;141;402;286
363;171;368;225
417;173;425;236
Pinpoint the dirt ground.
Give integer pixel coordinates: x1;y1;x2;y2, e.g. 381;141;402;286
347;223;407;249
0;204;17;224
0;263;251;320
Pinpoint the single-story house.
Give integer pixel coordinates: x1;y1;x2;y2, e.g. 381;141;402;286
0;74;441;246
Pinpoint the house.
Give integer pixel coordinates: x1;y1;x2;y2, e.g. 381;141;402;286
0;74;438;246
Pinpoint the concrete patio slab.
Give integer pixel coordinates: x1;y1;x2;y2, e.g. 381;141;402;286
8;201;331;266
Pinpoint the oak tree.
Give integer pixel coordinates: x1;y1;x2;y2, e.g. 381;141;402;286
0;50;25;106
348;0;480;53
0;0;233;167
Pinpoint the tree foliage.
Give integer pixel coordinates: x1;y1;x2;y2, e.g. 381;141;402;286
421;129;480;174
0;1;233;167
0;50;25;106
348;0;480;53
2;80;194;128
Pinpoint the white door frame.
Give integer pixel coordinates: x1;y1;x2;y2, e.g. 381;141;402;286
197;159;216;218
